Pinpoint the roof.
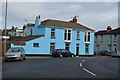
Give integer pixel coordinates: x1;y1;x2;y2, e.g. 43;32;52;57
27;19;95;31
27;23;35;27
40;19;95;31
95;27;120;35
9;35;44;43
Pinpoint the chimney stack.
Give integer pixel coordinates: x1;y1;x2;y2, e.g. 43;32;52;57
107;26;112;31
36;15;40;19
35;15;41;27
73;16;77;23
36;16;39;19
11;26;15;30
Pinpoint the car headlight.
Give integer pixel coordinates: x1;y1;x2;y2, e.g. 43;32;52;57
15;54;20;57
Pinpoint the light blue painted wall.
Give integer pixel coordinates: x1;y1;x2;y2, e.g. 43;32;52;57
26;19;45;36
26;26;34;36
70;30;76;54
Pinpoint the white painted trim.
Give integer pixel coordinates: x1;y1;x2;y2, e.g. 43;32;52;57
64;29;72;41
84;31;91;43
64;40;71;42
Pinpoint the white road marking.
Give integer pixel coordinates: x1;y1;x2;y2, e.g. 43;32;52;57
82;60;85;63
80;63;82;67
80;59;96;77
83;68;96;76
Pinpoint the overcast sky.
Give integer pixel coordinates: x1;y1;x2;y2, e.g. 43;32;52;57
1;0;119;31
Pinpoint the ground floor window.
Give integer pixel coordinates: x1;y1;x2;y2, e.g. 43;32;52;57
33;43;39;47
85;44;89;53
65;43;70;50
50;43;55;52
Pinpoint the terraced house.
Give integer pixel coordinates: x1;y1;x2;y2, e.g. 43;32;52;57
95;26;120;53
11;16;95;56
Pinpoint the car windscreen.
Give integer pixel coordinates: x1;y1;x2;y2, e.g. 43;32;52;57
7;48;21;52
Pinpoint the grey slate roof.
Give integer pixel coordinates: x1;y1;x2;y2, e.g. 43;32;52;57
39;19;95;31
9;35;44;43
95;27;120;35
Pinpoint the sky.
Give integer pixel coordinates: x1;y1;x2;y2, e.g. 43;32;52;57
1;0;120;31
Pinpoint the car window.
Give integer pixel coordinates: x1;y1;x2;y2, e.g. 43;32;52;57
8;48;21;52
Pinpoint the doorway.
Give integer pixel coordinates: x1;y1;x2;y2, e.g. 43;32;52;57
76;44;79;56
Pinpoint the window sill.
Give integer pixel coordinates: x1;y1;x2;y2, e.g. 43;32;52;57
64;40;71;42
50;37;56;39
85;42;90;44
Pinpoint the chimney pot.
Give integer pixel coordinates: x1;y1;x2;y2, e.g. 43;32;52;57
36;16;39;19
38;15;40;19
107;26;112;31
73;16;77;23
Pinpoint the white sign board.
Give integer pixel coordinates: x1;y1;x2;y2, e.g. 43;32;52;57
2;36;10;39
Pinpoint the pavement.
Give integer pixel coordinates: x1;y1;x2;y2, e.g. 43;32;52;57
2;56;119;79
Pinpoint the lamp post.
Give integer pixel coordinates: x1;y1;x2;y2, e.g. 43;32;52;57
4;0;8;55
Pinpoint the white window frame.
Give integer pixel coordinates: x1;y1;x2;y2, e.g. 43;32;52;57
85;31;91;43
76;30;80;40
51;28;55;38
64;29;72;42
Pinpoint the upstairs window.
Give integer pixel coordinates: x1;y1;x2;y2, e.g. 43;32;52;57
33;43;39;47
114;34;117;41
85;32;90;42
100;35;103;42
64;30;71;41
30;29;33;35
51;29;55;38
76;30;80;40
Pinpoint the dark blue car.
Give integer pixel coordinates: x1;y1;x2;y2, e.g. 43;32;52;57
52;49;74;58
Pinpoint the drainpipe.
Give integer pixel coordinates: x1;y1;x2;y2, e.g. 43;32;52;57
110;34;112;52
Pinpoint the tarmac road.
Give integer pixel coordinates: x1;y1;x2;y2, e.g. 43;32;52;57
2;56;120;79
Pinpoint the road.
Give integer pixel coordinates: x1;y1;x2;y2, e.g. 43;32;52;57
2;56;120;79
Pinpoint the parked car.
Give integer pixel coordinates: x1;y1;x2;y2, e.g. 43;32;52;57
111;51;120;58
52;49;74;58
97;50;111;56
4;47;26;61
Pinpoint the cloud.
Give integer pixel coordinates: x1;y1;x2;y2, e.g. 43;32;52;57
3;0;120;2
1;2;118;31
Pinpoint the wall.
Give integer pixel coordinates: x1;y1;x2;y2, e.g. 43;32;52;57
118;34;120;53
95;34;119;52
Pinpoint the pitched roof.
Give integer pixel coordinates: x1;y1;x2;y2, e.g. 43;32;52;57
95;27;120;35
27;23;35;27
39;19;95;31
9;35;44;43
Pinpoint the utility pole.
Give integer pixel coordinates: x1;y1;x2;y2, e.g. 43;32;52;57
4;0;8;55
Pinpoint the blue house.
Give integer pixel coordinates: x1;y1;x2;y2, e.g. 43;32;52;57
11;16;95;55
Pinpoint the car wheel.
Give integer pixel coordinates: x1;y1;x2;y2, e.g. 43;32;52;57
71;55;74;58
23;56;26;60
20;55;23;61
60;54;62;58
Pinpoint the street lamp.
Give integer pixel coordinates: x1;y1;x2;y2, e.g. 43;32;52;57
4;0;8;55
